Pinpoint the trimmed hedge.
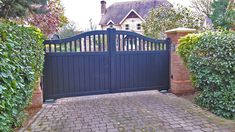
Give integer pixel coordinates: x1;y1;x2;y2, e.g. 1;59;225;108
189;31;235;119
177;31;235;120
177;34;202;86
0;21;44;131
177;34;201;65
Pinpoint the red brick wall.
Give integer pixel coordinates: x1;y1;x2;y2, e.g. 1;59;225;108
166;30;195;95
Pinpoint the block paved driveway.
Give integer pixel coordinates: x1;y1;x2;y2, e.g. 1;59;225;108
25;91;235;132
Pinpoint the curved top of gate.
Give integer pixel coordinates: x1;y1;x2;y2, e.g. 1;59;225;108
43;28;171;53
115;30;167;44
44;29;169;44
44;30;108;44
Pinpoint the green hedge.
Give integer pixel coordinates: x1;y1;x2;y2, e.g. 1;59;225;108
0;22;44;131
177;34;202;86
177;31;235;120
177;34;201;65
189;31;235;119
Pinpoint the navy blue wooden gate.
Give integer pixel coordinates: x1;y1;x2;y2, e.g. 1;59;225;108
43;28;171;100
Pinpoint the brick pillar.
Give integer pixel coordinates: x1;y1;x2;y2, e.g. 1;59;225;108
165;28;196;95
29;79;43;108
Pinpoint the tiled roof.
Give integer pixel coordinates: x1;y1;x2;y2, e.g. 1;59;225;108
99;0;172;25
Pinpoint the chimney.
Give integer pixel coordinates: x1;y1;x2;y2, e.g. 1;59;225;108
101;0;107;16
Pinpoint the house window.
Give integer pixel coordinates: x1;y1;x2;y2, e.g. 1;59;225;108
109;24;113;28
125;24;129;30
137;24;141;30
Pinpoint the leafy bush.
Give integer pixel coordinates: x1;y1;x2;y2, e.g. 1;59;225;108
177;33;201;65
188;31;235;119
177;33;202;86
0;21;44;131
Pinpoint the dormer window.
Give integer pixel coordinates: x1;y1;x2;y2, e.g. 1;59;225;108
125;24;129;30
137;24;141;30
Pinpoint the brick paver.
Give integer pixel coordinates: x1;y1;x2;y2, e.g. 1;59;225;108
24;91;235;132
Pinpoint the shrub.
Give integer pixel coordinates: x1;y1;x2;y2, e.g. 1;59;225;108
177;33;201;65
188;31;235;119
177;33;201;86
0;21;44;131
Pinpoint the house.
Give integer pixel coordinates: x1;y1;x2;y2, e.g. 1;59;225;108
99;0;172;34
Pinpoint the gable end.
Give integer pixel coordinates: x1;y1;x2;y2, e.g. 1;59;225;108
119;9;145;24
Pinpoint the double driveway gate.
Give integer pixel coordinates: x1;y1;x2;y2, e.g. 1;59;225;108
43;29;171;100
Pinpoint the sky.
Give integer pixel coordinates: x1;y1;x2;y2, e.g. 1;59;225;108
61;0;191;30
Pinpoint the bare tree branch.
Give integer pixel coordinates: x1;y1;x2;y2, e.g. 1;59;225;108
190;0;213;16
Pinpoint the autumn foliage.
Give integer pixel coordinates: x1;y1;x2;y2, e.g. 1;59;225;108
26;0;68;37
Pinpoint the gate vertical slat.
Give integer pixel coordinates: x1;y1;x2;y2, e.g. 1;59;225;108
64;43;67;52
122;35;125;51
97;56;101;90
85;55;89;91
118;34;121;51
58;56;63;97
147;41;149;51
134;54;138;87
151;42;153;51
154;42;157;51
49;44;51;52
142;39;145;51
69;42;72;51
108;28;116;92
130;55;134;88
72;56;76;93
93;35;96;52
118;55;121;89
102;34;105;51
81;56;85;92
78;56;82;91
126;38;128;51
79;39;82;52
89;36;91;52
84;37;87;52
74;40;77;52
134;37;137;51
59;43;62;52
102;55;106;89
98;34;101;51
54;44;56;52
143;40;145;51
123;55;126;88
130;37;133;51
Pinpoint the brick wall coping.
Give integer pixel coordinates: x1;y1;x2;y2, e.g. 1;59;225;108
165;27;196;33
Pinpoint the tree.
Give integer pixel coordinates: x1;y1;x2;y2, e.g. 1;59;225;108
57;22;81;39
210;0;235;29
0;0;47;19
26;0;68;37
190;0;213;17
143;5;201;39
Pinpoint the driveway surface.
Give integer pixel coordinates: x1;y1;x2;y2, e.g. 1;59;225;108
24;91;235;132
